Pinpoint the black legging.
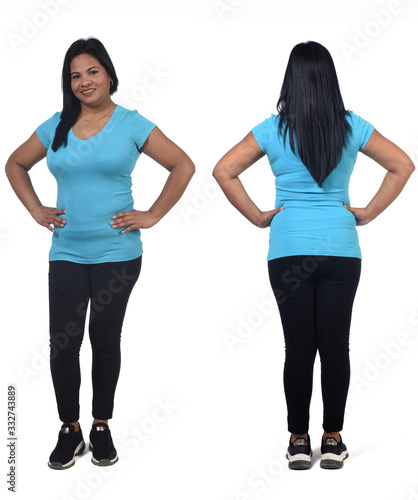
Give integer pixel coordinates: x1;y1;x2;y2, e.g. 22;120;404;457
268;255;361;434
48;256;142;422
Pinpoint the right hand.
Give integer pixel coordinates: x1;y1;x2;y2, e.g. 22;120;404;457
255;207;284;228
30;206;66;233
343;204;371;226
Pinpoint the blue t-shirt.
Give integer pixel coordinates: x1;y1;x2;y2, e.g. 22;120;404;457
36;104;157;264
251;111;374;260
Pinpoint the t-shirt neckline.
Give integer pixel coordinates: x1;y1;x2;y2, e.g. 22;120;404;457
70;104;119;142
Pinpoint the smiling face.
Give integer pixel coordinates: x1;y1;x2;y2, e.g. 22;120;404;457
70;53;113;107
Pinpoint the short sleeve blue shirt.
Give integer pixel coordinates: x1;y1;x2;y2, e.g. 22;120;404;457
36;104;157;263
251;111;374;260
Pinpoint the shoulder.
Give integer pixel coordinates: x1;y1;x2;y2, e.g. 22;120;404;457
47;111;62;122
346;110;373;128
252;114;278;153
114;104;132;117
346;110;360;124
262;113;279;128
116;105;149;119
345;110;375;150
252;113;278;133
36;111;62;133
116;105;155;126
35;111;62;147
115;105;157;147
37;111;62;127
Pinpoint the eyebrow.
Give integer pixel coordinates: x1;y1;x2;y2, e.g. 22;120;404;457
70;66;100;75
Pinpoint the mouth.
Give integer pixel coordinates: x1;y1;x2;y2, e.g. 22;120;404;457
81;88;95;95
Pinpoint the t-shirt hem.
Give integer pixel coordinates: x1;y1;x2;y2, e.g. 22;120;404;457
48;249;143;264
35;129;49;149
360;126;375;151
267;249;362;260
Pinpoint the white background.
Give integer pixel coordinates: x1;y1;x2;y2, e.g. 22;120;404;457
1;0;418;499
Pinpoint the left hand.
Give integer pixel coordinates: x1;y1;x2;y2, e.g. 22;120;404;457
110;210;159;233
343;204;371;226
255;207;284;228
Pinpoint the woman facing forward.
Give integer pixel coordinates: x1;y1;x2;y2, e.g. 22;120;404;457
213;41;414;470
5;37;195;469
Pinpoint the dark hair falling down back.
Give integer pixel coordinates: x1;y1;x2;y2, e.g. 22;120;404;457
276;41;352;187
51;37;119;152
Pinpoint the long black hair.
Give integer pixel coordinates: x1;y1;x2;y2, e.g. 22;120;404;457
51;37;119;152
277;41;352;187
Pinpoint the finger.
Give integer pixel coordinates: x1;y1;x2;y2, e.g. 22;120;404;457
110;215;128;224
270;207;283;218
264;207;282;219
112;211;130;219
44;223;55;233
121;225;137;234
55;209;66;215
110;217;131;226
110;220;129;228
112;214;136;227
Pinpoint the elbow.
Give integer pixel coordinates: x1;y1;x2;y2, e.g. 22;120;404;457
212;167;222;186
171;157;195;180
390;155;416;180
212;164;226;184
212;168;233;189
401;158;415;179
407;160;415;176
4;156;15;179
189;160;196;177
212;166;219;182
185;159;195;180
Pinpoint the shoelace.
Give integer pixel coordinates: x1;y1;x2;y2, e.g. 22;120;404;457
56;429;78;450
92;428;111;448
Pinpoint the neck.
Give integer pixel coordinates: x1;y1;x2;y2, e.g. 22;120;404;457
79;100;115;120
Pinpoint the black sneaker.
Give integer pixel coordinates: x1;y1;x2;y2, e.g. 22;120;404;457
89;423;118;466
286;434;312;470
48;423;85;470
320;434;348;469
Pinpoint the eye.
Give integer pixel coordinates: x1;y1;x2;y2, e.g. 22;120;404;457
89;70;98;75
71;74;79;79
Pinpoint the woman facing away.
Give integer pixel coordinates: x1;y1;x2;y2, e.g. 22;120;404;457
5;37;195;469
212;41;414;470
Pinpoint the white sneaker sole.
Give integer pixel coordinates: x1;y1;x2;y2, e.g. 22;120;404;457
48;440;85;470
89;443;119;467
286;452;312;470
320;450;349;469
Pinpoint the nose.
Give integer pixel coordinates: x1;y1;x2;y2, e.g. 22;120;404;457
80;75;93;87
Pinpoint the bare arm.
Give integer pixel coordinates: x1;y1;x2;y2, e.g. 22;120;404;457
344;129;415;225
110;127;195;232
5;132;66;232
212;131;282;228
